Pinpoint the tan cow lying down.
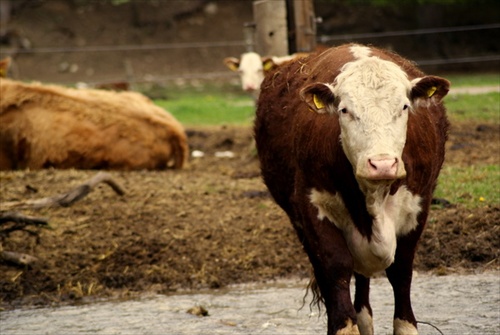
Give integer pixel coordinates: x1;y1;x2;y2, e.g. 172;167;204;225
0;78;189;170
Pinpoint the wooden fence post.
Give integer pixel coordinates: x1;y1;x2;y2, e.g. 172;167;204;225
253;0;316;56
292;0;317;52
253;0;288;57
243;22;257;52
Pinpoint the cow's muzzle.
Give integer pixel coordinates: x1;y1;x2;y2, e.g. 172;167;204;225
358;155;406;181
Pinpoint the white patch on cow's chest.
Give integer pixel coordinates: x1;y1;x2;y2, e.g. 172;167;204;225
309;187;421;277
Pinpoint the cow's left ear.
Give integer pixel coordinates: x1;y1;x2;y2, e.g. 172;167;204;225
261;57;276;72
223;57;240;72
300;83;336;114
410;76;450;102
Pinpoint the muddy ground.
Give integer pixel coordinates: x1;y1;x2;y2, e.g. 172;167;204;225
0;120;498;310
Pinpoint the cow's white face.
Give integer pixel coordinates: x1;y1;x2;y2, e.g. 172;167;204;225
224;52;279;98
300;46;450;189
334;56;411;183
224;52;265;93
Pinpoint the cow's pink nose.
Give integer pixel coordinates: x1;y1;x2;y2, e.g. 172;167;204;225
244;85;257;92
367;158;398;180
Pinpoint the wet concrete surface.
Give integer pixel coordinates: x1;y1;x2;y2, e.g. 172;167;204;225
1;272;498;335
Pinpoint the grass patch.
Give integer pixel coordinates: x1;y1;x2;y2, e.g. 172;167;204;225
155;90;254;126
442;90;499;209
442;72;499;87
445;92;500;122
435;165;500;208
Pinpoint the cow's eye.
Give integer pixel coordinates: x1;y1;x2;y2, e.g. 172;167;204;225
340;107;348;114
403;104;409;111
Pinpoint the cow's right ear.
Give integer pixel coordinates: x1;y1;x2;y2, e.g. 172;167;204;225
300;83;336;114
223;57;240;72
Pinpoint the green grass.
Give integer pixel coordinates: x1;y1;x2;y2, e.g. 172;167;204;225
430;85;499;208
155;90;254;126
435;165;500;208
445;92;500;122
442;72;499;87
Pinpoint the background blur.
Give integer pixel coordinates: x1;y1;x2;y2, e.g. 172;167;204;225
1;0;499;92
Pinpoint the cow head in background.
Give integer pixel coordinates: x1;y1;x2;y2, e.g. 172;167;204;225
224;52;275;97
300;46;450;191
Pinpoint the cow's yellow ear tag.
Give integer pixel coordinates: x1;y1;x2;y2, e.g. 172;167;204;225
313;94;325;109
263;60;274;71
227;63;239;72
427;86;437;98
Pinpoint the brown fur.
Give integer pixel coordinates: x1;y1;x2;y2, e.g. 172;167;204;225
255;44;449;334
0;78;189;170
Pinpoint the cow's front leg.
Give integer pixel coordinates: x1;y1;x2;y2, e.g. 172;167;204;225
299;205;360;335
354;273;373;335
386;232;420;335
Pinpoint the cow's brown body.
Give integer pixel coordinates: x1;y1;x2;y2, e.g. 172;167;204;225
0;78;188;170
254;44;449;334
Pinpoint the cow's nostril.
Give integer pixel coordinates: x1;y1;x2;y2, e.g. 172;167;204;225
369;158;397;169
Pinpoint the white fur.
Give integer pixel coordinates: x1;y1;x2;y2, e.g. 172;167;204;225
309;187;421;277
394;318;418;335
271;54;296;65
357;306;374;335
350;45;372;59
331;48;412;185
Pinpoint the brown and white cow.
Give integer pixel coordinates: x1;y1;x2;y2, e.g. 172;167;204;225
0;78;189;170
254;44;450;335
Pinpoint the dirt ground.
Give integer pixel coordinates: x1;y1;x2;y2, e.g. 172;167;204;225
0;120;499;310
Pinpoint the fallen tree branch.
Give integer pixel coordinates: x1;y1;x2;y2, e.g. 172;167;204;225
0;172;126;210
0;212;49;226
1;250;39;266
0;212;49;237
